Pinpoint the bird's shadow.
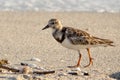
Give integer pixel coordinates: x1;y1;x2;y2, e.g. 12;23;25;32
109;72;120;80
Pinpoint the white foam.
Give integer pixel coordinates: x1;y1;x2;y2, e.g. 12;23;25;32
0;0;119;13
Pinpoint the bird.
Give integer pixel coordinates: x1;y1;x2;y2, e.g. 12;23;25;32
42;18;114;68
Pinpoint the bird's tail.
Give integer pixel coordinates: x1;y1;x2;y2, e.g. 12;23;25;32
93;37;114;46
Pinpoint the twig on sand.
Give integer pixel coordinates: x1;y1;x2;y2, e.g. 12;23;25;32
0;65;55;75
0;65;20;72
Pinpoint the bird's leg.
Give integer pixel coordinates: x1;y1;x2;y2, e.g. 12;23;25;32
84;48;93;68
68;50;82;68
76;50;82;67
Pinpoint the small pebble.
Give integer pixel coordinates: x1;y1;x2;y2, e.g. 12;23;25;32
60;59;65;62
21;63;28;66
84;72;89;76
23;74;31;79
107;68;111;71
33;76;42;80
81;71;89;76
68;72;78;75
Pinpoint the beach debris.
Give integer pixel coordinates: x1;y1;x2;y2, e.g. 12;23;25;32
33;70;55;75
23;74;32;79
31;57;41;62
32;76;42;80
21;66;33;74
0;65;55;75
60;59;65;62
21;62;38;68
68;71;78;75
0;68;8;73
58;72;67;76
0;59;9;66
83;72;89;76
39;67;45;70
0;65;20;72
81;71;89;76
21;62;28;66
17;74;32;80
28;64;38;68
75;67;81;71
36;66;46;70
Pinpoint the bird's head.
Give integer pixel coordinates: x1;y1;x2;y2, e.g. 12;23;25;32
42;19;63;31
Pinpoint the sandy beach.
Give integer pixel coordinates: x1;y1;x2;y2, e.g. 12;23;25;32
0;12;120;80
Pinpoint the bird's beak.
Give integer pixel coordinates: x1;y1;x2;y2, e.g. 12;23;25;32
42;25;50;30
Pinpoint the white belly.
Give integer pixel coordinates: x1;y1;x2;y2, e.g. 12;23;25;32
61;38;97;50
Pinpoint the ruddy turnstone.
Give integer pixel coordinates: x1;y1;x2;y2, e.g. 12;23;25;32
42;19;114;68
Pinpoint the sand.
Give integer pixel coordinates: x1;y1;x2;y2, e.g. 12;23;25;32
0;12;120;80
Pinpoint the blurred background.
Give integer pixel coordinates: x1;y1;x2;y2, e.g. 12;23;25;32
0;0;120;13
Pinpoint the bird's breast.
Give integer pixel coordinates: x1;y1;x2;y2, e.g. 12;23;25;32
52;31;65;43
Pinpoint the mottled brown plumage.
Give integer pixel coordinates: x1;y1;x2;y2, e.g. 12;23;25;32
63;27;114;46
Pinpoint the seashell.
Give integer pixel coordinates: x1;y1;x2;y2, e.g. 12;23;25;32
31;57;41;62
75;67;81;71
22;66;32;74
39;67;45;70
70;67;81;71
28;64;38;68
21;62;38;68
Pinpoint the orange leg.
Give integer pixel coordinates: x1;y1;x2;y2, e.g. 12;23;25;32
76;51;82;67
84;48;93;67
68;50;82;68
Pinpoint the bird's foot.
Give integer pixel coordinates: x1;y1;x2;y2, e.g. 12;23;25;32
68;65;80;68
84;57;94;68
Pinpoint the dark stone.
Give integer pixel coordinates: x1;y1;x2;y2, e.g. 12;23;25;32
20;63;28;66
84;72;89;76
68;72;78;75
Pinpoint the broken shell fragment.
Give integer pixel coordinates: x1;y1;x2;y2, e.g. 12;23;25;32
31;57;41;62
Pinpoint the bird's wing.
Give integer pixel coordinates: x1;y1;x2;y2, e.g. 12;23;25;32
64;27;92;45
64;27;114;46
